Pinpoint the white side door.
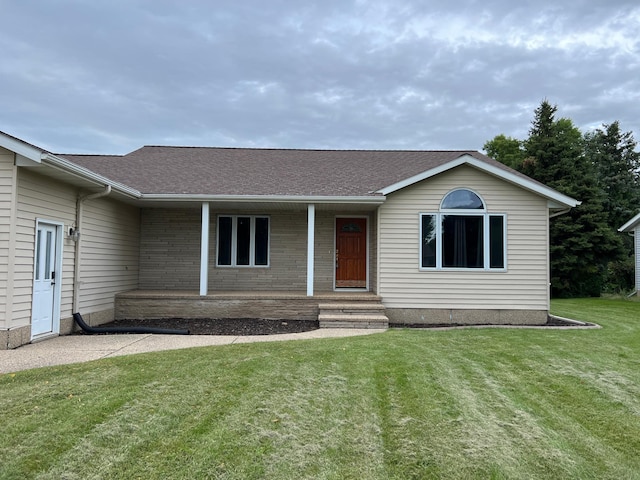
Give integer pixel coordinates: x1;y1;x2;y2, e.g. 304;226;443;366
31;223;59;337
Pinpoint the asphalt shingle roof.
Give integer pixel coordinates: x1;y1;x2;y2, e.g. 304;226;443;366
61;147;507;197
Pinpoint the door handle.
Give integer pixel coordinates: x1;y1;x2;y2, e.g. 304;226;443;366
335;250;339;269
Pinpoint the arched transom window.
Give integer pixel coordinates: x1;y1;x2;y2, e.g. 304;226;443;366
421;189;506;270
440;189;485;210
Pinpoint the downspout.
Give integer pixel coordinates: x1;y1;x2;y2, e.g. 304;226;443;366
72;185;111;314
73;312;189;335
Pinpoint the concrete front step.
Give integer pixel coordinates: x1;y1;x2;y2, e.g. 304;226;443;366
318;302;386;308
319;321;388;329
318;302;389;329
318;303;386;312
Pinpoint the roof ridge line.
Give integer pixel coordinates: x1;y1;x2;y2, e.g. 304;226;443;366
139;145;480;153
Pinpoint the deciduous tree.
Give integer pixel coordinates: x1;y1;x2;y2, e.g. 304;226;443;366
483;134;525;170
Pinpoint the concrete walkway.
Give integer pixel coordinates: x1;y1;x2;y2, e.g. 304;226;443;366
0;329;386;373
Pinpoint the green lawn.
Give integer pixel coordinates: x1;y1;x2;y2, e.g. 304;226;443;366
1;298;639;479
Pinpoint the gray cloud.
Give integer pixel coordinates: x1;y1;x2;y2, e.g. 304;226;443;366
1;0;639;153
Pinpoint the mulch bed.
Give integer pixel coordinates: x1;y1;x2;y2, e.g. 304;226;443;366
95;318;320;336
392;316;590;329
83;315;588;336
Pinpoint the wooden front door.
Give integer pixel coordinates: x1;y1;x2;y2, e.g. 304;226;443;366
335;218;367;288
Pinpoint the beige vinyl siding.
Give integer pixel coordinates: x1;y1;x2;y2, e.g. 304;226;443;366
78;198;140;313
14;169;77;328
378;165;550;310
0;148;17;328
13;168;141;326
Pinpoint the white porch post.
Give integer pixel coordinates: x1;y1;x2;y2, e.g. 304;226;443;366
307;204;315;296
199;202;210;296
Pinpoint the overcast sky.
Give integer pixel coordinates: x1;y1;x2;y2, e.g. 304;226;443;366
1;0;639;154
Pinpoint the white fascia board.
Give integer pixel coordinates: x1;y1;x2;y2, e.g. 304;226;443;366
463;157;580;208
0;133;43;162
619;212;640;232
16;153;41;166
140;194;386;204
42;153;141;199
378;154;580;209
377;157;468;195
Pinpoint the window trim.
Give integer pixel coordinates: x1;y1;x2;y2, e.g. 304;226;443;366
216;215;270;268
419;211;507;272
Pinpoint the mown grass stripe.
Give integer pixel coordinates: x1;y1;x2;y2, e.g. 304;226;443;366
0;298;638;479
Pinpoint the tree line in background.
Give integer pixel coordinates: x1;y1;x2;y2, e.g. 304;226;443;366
484;100;640;298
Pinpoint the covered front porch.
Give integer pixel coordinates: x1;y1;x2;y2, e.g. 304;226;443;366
114;290;388;328
138;202;380;296
127;200;387;328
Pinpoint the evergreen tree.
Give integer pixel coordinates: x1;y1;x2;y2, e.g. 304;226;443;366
584;122;640;291
584;121;640;231
487;100;624;297
522;102;584;187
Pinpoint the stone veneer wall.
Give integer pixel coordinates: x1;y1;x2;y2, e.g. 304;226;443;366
115;294;321;321
139;208;311;291
0;308;116;349
0;326;31;350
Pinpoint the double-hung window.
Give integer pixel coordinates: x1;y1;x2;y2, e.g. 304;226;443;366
420;189;506;270
217;215;270;267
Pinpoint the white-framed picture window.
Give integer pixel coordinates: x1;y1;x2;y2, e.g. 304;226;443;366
420;189;506;271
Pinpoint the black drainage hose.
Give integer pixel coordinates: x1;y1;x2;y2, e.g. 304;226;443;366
73;312;190;335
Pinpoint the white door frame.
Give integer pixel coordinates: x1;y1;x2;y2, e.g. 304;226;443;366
31;219;64;340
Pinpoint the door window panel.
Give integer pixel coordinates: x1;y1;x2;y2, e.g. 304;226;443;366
36;230;42;280
45;231;53;279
